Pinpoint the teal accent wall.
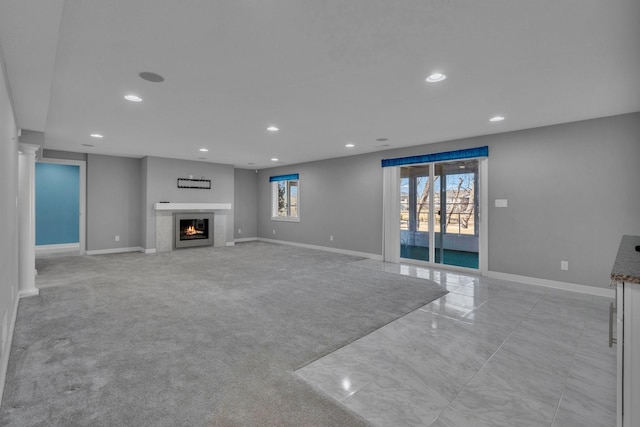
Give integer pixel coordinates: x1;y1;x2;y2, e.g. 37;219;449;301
35;163;80;245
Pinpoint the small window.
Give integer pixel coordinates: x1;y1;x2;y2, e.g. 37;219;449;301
270;174;299;221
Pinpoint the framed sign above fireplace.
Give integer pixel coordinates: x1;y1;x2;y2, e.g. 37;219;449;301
177;178;211;189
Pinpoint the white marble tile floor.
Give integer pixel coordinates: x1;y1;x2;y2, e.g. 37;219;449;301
295;261;616;427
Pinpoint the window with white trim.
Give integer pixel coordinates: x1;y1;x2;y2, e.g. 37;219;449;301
270;174;299;221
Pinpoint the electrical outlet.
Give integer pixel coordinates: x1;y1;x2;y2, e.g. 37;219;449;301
330;235;333;241
115;235;120;242
561;261;568;271
238;228;242;234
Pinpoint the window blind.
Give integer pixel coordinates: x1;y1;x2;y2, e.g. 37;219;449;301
381;146;488;167
269;173;299;182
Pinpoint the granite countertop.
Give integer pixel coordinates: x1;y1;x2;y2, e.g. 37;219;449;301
611;235;640;284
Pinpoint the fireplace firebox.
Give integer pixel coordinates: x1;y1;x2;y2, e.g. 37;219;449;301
174;213;214;249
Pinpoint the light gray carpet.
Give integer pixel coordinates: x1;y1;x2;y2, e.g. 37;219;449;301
1;242;447;426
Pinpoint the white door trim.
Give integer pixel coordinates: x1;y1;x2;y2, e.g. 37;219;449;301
478;157;488;275
382;166;400;263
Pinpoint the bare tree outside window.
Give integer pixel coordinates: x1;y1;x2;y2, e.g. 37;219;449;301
273;178;299;220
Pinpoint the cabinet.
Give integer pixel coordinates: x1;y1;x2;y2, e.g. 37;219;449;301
615;281;640;427
611;236;640;427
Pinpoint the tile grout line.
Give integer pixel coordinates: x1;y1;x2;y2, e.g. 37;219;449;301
429;291;548;426
549;298;591;427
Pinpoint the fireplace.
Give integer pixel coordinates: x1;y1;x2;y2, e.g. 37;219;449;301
174;213;214;249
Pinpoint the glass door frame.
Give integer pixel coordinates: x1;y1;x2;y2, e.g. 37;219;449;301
383;157;488;275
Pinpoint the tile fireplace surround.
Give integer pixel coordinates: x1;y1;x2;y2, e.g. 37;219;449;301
154;203;231;252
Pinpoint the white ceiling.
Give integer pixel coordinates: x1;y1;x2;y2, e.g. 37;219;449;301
1;1;639;169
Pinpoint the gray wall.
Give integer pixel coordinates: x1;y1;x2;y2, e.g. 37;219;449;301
234;169;258;239
0;49;19;397
143;156;234;249
19;130;44;146
258;153;384;253
486;114;640;287
258;113;640;289
87;154;143;251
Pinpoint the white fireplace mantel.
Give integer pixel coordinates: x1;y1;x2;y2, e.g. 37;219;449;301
154;202;231;211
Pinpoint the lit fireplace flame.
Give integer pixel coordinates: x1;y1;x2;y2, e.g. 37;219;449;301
184;225;204;236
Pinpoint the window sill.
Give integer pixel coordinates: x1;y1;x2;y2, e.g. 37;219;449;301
271;216;300;223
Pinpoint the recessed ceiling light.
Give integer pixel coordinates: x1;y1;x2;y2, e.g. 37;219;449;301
489;115;505;122
267;126;279;132
199;148;209;152
345;143;355;148
90;133;103;138
124;94;142;102
248;162;256;165
271;157;279;162
139;72;165;83
197;157;207;160
376;137;388;142
81;143;94;147
426;73;447;83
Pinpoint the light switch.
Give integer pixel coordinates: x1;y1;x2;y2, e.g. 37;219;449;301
495;199;508;208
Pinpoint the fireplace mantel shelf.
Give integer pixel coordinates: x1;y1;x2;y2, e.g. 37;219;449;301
154;202;231;211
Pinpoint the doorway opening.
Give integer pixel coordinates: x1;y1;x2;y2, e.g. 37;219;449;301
35;158;86;256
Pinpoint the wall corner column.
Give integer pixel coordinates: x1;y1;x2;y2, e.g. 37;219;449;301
18;143;40;298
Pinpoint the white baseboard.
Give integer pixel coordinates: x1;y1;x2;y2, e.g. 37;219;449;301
35;243;79;256
0;292;20;405
487;270;615;298
258;238;383;261
19;289;40;298
234;237;258;243
144;248;156;254
86;246;144;256
225;242;235;246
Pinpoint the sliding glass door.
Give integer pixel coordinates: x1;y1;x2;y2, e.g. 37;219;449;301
400;164;436;262
400;159;479;269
